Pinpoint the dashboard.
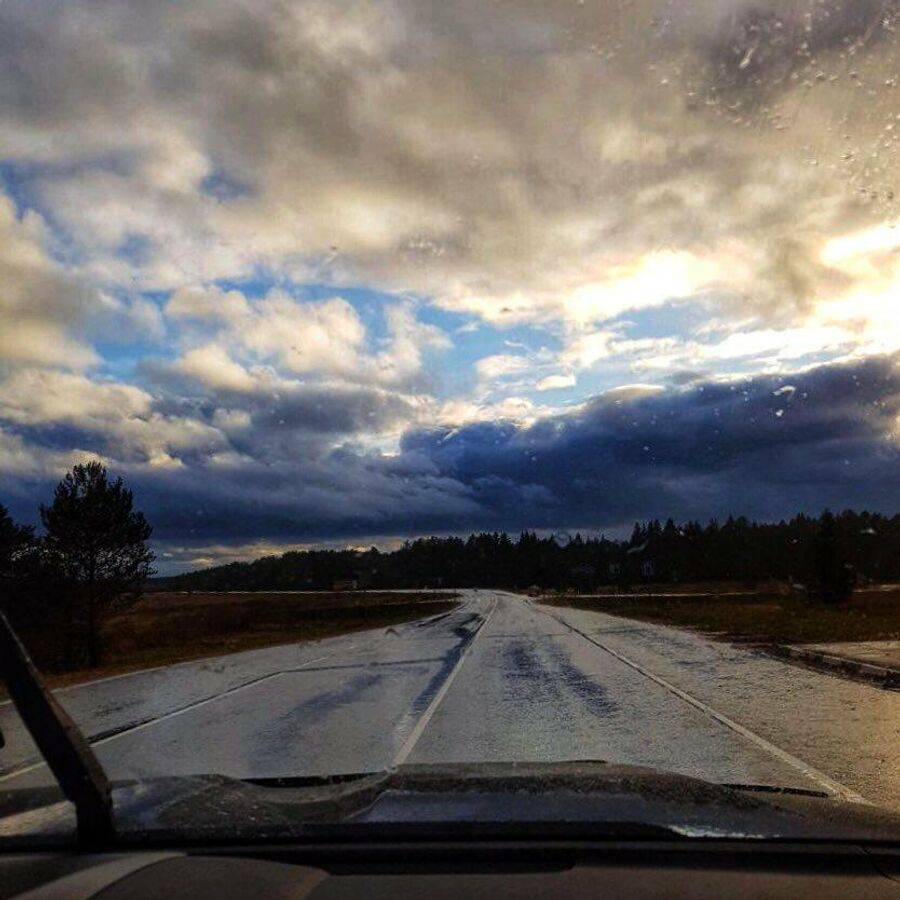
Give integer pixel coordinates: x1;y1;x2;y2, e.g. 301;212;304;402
4;840;900;899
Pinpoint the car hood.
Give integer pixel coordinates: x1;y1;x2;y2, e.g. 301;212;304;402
1;761;899;848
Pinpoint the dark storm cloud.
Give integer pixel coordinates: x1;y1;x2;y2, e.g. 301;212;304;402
406;357;894;474
243;387;416;436
2;377;420;472
12;352;896;549
144;364;420;442
3;355;897;556
398;352;900;529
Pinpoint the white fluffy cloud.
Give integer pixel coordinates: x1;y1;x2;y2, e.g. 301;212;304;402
0;369;151;426
0;367;226;469
475;354;532;381
164;286;449;389
536;374;576;392
0;197;99;369
172;344;258;393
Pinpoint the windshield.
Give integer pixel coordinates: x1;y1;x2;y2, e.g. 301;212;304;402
1;0;900;843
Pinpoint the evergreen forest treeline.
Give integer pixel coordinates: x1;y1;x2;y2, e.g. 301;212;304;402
164;510;892;599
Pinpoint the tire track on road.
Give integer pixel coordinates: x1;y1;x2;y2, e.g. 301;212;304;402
532;600;867;804
0;652;335;783
0;597;477;784
390;596;498;767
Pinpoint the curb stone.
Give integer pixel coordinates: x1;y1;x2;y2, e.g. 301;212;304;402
773;645;900;689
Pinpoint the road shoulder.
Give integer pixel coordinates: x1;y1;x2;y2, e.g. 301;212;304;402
771;642;900;689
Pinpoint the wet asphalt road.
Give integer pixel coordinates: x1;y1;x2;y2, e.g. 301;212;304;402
2;590;900;808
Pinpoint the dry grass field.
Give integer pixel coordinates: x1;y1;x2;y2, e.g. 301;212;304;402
25;590;458;690
543;585;900;645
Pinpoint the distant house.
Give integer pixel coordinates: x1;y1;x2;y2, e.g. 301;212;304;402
332;578;358;591
626;541;656;580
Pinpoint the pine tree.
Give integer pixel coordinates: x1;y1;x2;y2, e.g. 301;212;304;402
0;503;34;584
812;510;854;604
41;462;155;666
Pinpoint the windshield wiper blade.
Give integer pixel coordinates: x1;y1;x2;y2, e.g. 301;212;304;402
0;611;114;848
244;772;376;788
722;783;831;799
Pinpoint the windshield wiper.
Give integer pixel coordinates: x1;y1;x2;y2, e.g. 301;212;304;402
0;611;114;848
722;784;831;799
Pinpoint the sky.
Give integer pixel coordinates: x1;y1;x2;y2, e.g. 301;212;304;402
1;0;899;573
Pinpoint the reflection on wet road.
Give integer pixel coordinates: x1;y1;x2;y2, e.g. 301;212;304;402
2;591;899;807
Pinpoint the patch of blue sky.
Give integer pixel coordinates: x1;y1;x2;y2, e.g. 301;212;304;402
89;289;171;379
604;296;712;341
0;161;85;265
213;273;274;299
542;365;635;406
93;334;166;382
442;320;566;399
116;232;155;268
1;154;135;254
213;275;406;331
199;166;253;201
137;289;172;307
560;344;809;405
285;282;402;339
556;294;832;400
0;162;35;217
712;346;852;379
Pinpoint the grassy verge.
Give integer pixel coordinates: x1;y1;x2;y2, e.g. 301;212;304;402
541;586;900;645
16;591;458;691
